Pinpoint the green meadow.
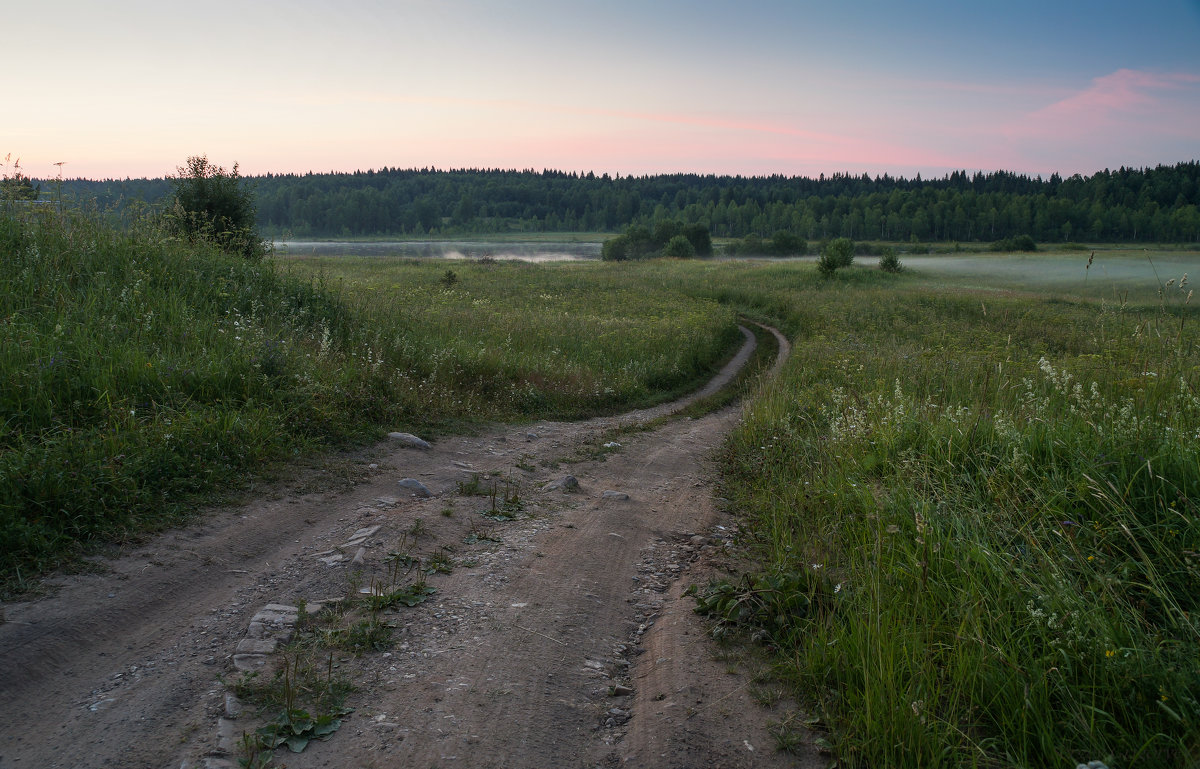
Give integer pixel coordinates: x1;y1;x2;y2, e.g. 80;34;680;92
3;197;1198;766
0;206;737;588
693;253;1200;767
285;250;1200;765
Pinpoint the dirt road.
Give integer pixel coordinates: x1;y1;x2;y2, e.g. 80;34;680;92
0;324;818;769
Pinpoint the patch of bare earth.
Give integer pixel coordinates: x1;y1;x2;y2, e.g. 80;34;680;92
0;325;821;769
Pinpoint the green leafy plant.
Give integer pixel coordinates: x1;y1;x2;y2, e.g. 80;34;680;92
693;571;815;643
256;707;349;753
481;480;523;520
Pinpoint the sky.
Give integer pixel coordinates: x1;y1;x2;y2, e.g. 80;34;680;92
7;0;1200;180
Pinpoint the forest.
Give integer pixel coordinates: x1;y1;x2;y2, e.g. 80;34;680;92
48;161;1200;244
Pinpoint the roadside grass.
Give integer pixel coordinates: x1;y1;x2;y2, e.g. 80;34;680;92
696;256;1200;767
0;207;738;591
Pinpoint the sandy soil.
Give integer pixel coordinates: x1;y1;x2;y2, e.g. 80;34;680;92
0;324;821;769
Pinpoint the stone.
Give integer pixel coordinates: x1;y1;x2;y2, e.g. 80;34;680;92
351;547;367;565
319;554;345;566
388;432;431;449
544;475;579;492
610;684;634;697
215;717;239;755
236;637;278;654
224;693;244;719
525;432;539;440
251;607;298;626
245;621;267;639
398;478;433;497
232;654;269;672
348;524;382;541
602;491;630;500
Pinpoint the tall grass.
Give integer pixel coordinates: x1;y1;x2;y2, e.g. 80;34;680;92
0;208;738;588
707;261;1200;767
278;255;740;415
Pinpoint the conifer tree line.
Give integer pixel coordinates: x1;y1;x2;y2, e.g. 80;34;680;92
50;161;1200;244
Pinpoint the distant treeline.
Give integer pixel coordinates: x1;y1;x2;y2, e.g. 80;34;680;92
48;161;1200;243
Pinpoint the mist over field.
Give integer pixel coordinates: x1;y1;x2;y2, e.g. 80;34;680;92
905;249;1200;300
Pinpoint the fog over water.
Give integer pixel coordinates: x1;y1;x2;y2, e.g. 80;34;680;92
274;240;600;262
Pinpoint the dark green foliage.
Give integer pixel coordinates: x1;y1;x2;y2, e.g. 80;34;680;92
169;155;265;259
602;221;711;261
771;230;806;256
878;246;902;272
994;233;1038;252
653;219;682;246
600;234;630;261
51;161;1200;243
682;223;713;255
662;234;696;258
724;233;765;255
725;231;808;256
816;237;854;276
1;173;39;201
694;571;816;644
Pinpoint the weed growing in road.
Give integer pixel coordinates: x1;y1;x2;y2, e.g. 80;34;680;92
481;481;524;521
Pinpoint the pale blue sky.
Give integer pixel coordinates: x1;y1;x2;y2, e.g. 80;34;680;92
7;0;1200;179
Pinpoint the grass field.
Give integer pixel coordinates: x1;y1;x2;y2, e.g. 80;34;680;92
0;208;737;589
5;200;1198;766
685;252;1200;767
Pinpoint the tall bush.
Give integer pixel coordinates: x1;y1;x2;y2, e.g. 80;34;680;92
169;155;265;259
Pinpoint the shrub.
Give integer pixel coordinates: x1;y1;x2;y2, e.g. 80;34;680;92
682;223;714;256
817;237;855;276
878;246;902;273
993;234;1038;252
771;230;806;256
601;235;630;261
169;155;266;259
725;233;765;256
603;222;712;260
662;234;696;258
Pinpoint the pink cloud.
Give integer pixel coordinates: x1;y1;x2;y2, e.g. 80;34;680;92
1028;69;1200;124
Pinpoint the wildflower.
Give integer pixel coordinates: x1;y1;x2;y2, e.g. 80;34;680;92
1105;649;1115;658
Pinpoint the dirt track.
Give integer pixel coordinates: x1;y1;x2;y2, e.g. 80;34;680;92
0;324;818;769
